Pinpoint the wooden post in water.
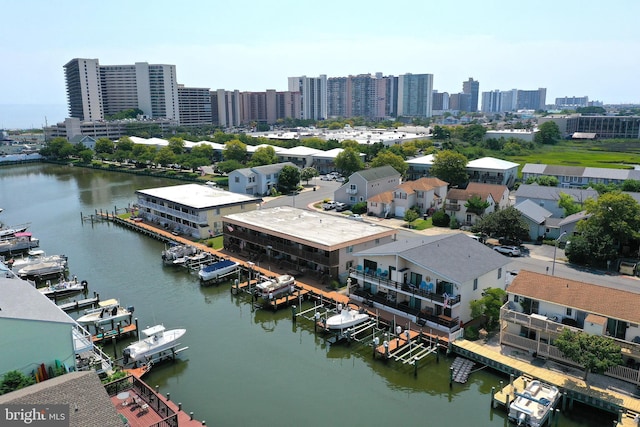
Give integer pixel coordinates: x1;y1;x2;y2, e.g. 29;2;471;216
111;336;117;358
413;357;418;378
134;318;139;338
449;366;453;388
291;305;296;323
490;386;495;408
436;337;440;363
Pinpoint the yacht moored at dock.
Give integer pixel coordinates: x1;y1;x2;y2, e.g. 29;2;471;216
255;274;295;299
38;277;87;299
122;325;187;365
161;243;197;266
508;379;560;427
325;305;370;331
76;298;134;326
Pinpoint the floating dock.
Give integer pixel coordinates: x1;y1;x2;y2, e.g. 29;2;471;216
57;294;100;312
92;323;138;343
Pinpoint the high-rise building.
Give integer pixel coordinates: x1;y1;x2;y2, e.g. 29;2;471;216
64;58;180;122
327;77;348;118
481;90;501;113
178;86;212;126
288;75;327;120
449;93;472;112
555;96;589;109
327;73;397;119
432;91;449;111
63;58;104;121
462;78;479;112
211;89;241;128
516;88;546;111
397;73;433;118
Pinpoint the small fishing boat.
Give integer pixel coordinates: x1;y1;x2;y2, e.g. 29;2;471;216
76;299;134;325
16;255;68;279
198;259;239;283
39;277;87;299
325;305;370;331
122;325;186;365
0;232;39;255
161;243;197;266
255;274;295;299
508;380;560;427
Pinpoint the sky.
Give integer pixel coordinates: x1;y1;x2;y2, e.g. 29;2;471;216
2;0;640;129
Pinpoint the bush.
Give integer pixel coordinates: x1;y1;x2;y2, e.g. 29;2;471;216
431;210;450;227
464;326;480;341
351;202;368;215
449;215;460;229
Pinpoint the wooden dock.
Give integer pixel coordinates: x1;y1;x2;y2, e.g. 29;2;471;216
57;294;100;312
92;323;137;343
454;339;640;421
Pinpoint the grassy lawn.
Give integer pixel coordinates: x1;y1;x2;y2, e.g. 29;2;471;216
408;217;432;230
201;235;224;249
501;141;640;172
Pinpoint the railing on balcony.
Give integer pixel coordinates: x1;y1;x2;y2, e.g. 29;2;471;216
346;188;357;195
351;268;461;306
444;204;460;211
137;200;202;224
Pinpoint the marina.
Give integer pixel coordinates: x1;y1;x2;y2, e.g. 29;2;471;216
0;163;621;427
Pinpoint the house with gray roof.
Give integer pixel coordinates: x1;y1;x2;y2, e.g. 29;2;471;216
557;211;592;237
0;371;123;427
514;199;554;240
514;184;598;219
0;277;112;379
228;162;298;197
349;233;512;335
312;147;365;175
276;146;323;169
521;163;640;188
334;165;402;206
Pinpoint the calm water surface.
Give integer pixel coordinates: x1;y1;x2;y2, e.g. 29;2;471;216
0;164;614;427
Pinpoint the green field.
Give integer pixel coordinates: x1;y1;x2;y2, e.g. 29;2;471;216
498;140;640;173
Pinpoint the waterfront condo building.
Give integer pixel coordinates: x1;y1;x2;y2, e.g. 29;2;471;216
178;85;212;126
288;75;328;121
64;58;180;123
397;73;433;118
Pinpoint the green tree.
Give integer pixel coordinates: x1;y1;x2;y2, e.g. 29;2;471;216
431;210;450;227
167;137;185;155
469;287;506;330
558;192;582;216
554;329;622;381
464;195;491;216
461;124;486;145
223;140;247;163
277;165;301;193
78;149;94;164
565;221;617;266
404;209;419;227
534;121;561;145
95;138;115;156
117;136;134;152
217;159;243;174
335;147;365;175
154;146;177;167
431;125;451;140
472;206;530;243
429;150;468;187
190;143;215;163
40;137;74;159
582;192;640;250
370;151;407;176
249;145;278;167
621;179;640;192
0;370;35;395
301;167;319;184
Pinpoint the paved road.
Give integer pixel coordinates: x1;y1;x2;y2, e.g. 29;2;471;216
261;179;640;293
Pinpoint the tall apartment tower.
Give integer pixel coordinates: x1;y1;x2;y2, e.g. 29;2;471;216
516;88;547;110
287;75;327;120
178;86;212;126
64;58;180;122
397;73;433;118
462;78;479;112
64;58;104;121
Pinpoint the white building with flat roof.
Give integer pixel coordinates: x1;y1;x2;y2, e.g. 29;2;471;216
136;184;262;238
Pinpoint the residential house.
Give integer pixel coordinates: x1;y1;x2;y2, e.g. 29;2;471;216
445;182;509;226
349;233;512;336
0;276;112;378
466;157;519;188
502;270;640;386
514;184;598;219
312;148;365;175
406;154;435;180
228;162;298;196
276;146;324;169
513;199;554;240
135;183;262;239
367;177;448;218
334;165;402;207
223;206;397;281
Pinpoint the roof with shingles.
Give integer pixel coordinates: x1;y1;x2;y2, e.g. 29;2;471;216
0;371;123;427
466;182;508;203
507;270;640;324
354;233;511;284
514;199;553;224
514;184;599;202
355;165;400;181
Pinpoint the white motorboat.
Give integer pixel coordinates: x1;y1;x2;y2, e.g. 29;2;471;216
325;305;370;331
255;274;295;299
198;259;239;283
0;232;39;255
17;256;68;279
162;244;197;265
76;299;134;326
39;278;87;299
0;223;30;240
508;380;560;427
122;325;186;365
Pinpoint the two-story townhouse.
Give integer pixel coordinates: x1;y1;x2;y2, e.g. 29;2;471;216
334;166;401;207
367;177;448;218
228;162;298;196
276;146;324;169
467;157;519;188
136;184;262;239
521;164;640;188
445;183;509;226
502;270;640;386
349;233;512;337
223;207;397;281
513;199;554;240
406;154;435;180
514;184;598;219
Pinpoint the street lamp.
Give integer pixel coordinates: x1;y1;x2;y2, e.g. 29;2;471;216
551;232;567;276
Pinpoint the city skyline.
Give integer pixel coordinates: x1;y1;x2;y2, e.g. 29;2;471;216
2;0;640;129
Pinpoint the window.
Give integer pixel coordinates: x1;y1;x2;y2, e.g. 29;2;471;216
498;268;502;279
346;245;353;253
235;176;239;183
566;307;572;316
473;278;478;290
346;260;353;269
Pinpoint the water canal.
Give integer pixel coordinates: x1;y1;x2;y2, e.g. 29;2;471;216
0;163;615;426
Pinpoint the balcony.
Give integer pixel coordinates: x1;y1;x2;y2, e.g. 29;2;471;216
346;188;358;195
444;204;460;211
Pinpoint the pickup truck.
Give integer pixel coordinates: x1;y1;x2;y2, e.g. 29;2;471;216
322;201;337;210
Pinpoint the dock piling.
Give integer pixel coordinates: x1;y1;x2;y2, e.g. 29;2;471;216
490;386;495;408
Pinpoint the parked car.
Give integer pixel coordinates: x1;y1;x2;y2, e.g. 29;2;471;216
320;175;333;181
335;202;349;212
322;201;337;210
347;214;364;221
494;245;521;257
